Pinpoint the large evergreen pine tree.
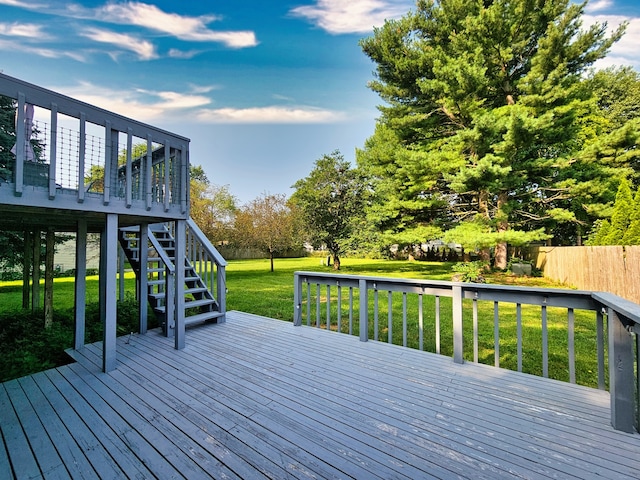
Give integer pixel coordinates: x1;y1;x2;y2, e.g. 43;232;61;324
358;0;625;268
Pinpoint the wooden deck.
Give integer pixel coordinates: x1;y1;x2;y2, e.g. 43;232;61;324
2;312;640;479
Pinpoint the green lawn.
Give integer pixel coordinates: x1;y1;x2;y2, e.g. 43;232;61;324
0;256;604;387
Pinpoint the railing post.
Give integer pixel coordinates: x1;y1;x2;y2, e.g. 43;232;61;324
453;285;464;364
608;307;636;433
359;279;368;342
217;265;226;323
294;273;303;326
174;220;186;350
14;92;25;196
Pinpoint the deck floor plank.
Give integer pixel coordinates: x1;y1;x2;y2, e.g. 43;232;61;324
0;382;41;480
185;315;629;479
42;368;158;479
95;342;353;480
221;317;640;475
29;371;126;480
17;375;97;480
2;311;640;479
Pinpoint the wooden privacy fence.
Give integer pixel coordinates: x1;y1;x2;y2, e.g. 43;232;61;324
527;246;640;304
293;271;640;434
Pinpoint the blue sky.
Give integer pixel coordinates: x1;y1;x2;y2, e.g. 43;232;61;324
1;0;639;203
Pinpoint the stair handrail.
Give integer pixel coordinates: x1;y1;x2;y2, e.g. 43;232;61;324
186;218;228;267
148;229;176;274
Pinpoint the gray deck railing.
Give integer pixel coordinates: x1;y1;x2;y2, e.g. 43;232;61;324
293;271;640;434
185;218;227;320
0;72;188;218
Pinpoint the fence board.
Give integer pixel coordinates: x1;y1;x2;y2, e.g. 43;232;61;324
529;246;640;303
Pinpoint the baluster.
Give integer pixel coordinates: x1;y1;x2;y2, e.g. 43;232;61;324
473;296;478;362
542;302;548;378
596;309;605;390
337;283;342;333
316;283;321;327
418;292;424;351
145;135;153;209
306;282;311;326
348;287;353;335
568;308;575;383
125;128;132;207
373;285;379;341
517;303;523;372
14;92;25;196
494;301;500;367
402;292;408;347
387;291;393;344
48;103;58;199
326;285;331;330
435;295;441;354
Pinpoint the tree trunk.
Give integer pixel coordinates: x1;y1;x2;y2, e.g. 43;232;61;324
270;251;274;272
22;230;31;309
32;229;41;312
44;228;55;328
333;254;341;270
494;193;509;270
478;190;491;263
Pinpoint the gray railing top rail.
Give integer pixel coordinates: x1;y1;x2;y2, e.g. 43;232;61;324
186;218;228;267
0;72;189;146
148;231;175;274
295;270;600;310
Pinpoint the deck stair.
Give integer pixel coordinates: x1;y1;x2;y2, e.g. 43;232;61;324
119;223;224;331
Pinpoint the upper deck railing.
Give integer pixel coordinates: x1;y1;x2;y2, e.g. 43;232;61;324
294;271;640;434
0;72;189;220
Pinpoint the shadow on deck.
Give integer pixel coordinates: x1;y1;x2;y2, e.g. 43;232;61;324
2;311;640;479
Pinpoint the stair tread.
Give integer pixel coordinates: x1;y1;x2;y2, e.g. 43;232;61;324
185;311;224;325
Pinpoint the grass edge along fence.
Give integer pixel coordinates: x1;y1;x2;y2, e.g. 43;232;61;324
293;271;640;434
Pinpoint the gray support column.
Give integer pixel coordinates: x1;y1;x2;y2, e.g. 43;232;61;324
608;308;635;433
174;219;186;350
359;279;368;342
102;214;118;373
74;219;87;350
138;223;149;334
453;285;464;364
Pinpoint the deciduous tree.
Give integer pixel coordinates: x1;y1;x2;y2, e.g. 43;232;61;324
291;151;365;270
233;193;301;272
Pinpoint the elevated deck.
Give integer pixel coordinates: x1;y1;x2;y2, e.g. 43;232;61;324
2;312;639;479
0;73;189;232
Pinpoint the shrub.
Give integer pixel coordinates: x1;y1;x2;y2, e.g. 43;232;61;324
451;261;488;283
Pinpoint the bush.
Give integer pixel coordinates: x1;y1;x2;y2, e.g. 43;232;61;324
0;296;153;382
451;261;488;283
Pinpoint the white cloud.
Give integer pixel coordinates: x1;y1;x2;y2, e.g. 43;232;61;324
0;0;47;8
583;14;640;70
168;48;201;59
57;82;213;122
80;28;157;60
93;2;258;48
584;0;614;14
195;106;345;124
290;0;410;34
0;22;50;38
0;38;87;61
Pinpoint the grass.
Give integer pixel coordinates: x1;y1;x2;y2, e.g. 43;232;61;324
0;256;605;388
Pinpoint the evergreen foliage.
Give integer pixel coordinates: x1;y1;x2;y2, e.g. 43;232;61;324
588;179;640;245
357;0;626;266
